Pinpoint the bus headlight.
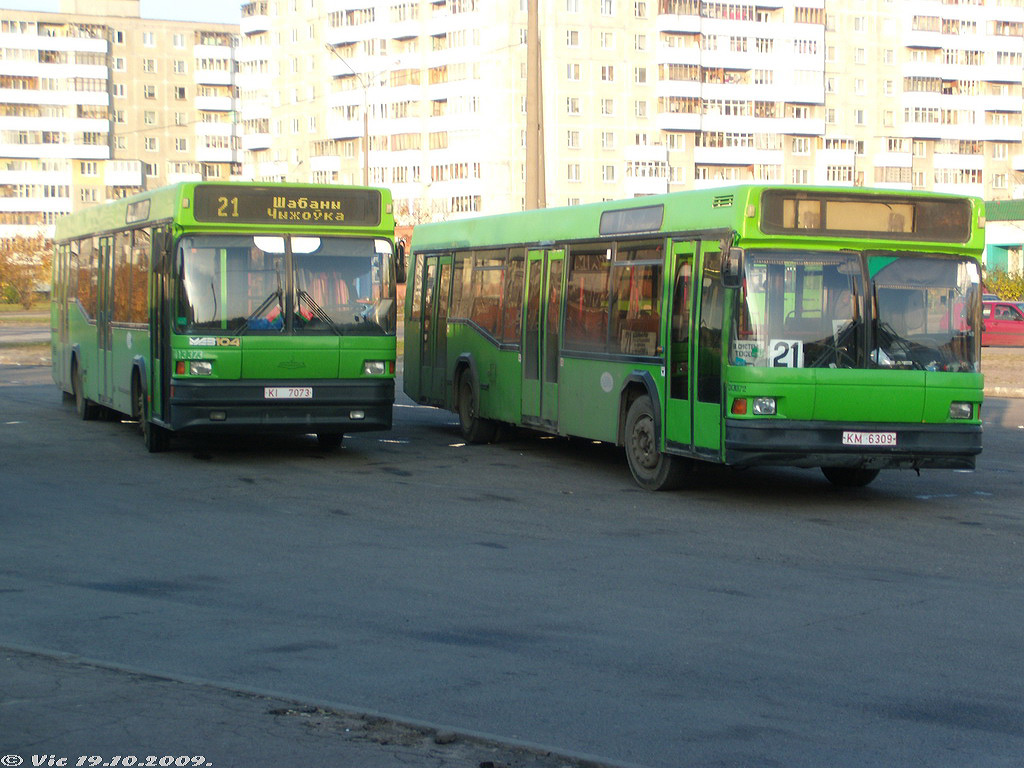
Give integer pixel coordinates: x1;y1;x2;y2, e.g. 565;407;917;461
949;402;972;420
363;360;387;376
752;397;777;416
175;360;213;376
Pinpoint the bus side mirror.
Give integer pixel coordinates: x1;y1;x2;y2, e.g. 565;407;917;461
722;247;743;288
395;241;407;284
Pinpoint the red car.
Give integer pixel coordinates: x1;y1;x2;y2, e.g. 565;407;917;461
982;301;1024;346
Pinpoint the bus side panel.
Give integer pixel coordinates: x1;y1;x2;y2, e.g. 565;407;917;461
445;323;512;420
557;357;628;444
110;326;149;417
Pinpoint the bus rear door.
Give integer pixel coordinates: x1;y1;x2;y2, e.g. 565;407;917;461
522;249;564;427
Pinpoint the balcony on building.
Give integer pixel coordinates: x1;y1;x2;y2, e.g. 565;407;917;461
104;159;144;187
240;1;270;34
241;132;271;151
196;95;234;112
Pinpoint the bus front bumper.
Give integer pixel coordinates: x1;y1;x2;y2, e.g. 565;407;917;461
724;419;982;471
166;378;394;434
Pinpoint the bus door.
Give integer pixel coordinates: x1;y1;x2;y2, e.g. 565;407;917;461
151;226;171;420
97;235;114;406
522;249;564;426
666;241;696;450
418;253;452;404
693;243;725;457
665;240;724;458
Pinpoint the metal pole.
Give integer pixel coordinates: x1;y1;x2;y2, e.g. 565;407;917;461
525;0;545;209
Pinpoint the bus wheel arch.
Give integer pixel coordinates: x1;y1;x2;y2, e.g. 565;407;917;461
454;357;497;444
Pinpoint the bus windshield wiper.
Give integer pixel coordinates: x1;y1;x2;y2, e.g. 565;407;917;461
297;290;342;335
235;289;283;335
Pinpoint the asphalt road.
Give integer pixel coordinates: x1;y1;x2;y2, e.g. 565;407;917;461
1;361;1023;768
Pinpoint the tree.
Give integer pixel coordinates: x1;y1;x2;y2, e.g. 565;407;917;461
0;233;53;309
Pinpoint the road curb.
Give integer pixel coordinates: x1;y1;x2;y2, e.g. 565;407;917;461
1;641;650;768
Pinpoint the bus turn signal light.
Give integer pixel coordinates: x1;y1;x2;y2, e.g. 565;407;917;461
731;398;747;415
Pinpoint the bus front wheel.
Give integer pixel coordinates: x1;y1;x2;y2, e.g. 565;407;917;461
821;466;880;488
134;377;170;453
457;371;497;444
624;395;686;491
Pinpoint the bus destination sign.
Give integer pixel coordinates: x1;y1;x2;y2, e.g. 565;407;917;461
192;185;381;227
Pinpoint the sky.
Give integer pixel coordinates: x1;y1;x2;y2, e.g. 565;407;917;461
1;0;242;24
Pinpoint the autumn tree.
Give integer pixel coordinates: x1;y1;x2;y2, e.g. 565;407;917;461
0;233;53;309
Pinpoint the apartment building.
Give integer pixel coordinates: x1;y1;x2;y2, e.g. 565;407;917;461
239;0;1024;221
0;0;240;238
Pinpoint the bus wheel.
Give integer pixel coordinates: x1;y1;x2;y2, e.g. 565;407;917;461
624;395;685;491
457;371;497;444
134;377;170;453
821;467;880;487
317;432;344;450
72;360;99;421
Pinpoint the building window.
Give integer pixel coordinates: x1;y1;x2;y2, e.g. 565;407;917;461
792;137;809;155
567;163;581;182
145;137;158;152
601;65;615;82
601;0;613;14
143;85;156;99
142;31;155;46
601;98;615;115
601;131;615;149
602;164;616;182
566;97;580;115
143;58;156;73
567;130;580;149
566;30;579;46
791;169;809;184
175;138;188;151
567;63;580;80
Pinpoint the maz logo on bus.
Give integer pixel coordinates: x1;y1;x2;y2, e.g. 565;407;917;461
770;339;804;368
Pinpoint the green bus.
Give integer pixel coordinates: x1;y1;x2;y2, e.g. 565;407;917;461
52;181;400;452
404;185;984;489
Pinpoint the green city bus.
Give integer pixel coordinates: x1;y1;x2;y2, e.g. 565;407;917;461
52;181;400;451
404;185;984;489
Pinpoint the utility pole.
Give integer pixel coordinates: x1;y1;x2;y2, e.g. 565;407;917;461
525;0;545;209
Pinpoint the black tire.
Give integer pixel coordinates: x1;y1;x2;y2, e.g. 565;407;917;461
135;376;170;453
457;371;498;444
624;395;686;491
316;432;344;450
72;360;99;421
821;466;880;487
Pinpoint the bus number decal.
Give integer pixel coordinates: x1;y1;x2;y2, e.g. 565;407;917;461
770;339;803;368
217;196;239;218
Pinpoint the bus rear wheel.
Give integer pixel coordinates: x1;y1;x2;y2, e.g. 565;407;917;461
624;395;686;491
457;371;497;444
72;360;99;421
821;466;879;487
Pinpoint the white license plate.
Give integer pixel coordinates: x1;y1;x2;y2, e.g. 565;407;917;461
264;387;313;400
842;431;897;447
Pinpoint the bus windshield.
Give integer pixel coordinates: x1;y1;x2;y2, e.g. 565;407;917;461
733;250;979;372
176;234;394;336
